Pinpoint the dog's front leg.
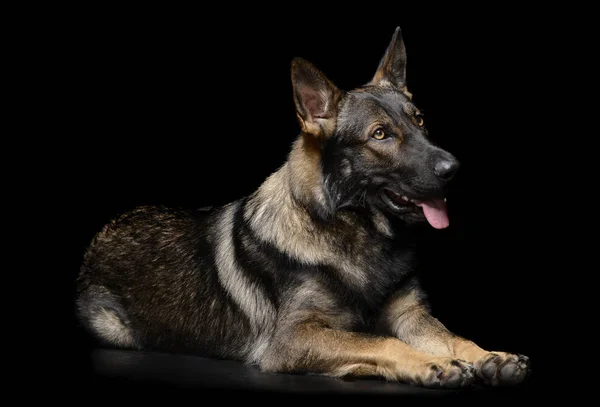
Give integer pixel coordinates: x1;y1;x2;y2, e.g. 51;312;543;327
378;283;530;386
259;313;475;388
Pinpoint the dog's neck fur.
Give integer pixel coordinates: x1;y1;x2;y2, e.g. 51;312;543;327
287;135;332;218
243;134;396;271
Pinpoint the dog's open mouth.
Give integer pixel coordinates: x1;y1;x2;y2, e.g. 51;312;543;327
382;189;449;229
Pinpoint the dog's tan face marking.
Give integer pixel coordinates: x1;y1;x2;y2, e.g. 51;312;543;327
334;87;434;175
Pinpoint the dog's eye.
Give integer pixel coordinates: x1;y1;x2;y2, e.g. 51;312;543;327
372;129;388;140
414;114;424;127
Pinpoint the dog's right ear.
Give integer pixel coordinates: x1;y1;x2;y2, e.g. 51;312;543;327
291;57;342;138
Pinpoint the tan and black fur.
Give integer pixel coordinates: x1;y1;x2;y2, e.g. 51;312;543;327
76;27;530;388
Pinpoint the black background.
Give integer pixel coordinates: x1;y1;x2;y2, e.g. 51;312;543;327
51;4;567;395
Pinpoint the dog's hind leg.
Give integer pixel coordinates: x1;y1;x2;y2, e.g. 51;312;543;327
75;285;138;349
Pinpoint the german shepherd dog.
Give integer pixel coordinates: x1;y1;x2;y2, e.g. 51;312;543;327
76;27;530;388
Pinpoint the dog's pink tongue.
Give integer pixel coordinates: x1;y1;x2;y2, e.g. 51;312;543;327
416;199;449;229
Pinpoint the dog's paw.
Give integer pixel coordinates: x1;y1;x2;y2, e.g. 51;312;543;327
474;352;530;386
420;358;476;389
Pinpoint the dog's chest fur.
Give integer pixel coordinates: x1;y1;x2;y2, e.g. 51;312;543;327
240;183;418;331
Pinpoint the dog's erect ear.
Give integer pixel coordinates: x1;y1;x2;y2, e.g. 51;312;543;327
369;27;409;92
291;57;342;138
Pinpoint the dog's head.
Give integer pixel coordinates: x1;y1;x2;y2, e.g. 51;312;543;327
291;27;459;229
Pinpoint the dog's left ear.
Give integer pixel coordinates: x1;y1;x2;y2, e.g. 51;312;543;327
369;27;411;96
291;57;342;138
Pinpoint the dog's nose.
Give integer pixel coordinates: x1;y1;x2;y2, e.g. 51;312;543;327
434;156;460;181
